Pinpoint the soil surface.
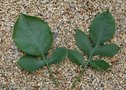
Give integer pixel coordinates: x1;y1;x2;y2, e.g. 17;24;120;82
0;0;126;90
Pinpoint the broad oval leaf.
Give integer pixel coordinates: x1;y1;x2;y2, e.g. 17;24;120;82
89;60;111;70
75;29;93;56
17;55;46;72
13;14;53;56
94;44;120;56
89;11;115;45
48;47;68;65
68;49;85;66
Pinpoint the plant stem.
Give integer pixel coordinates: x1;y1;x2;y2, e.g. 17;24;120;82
71;45;98;89
36;40;59;86
42;53;59;87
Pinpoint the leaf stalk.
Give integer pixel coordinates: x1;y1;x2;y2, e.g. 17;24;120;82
71;44;98;89
41;52;59;87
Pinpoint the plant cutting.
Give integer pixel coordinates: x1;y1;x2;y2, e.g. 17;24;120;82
13;14;68;86
68;11;120;89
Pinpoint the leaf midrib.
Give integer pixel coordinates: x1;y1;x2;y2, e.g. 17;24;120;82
95;17;107;45
24;17;44;57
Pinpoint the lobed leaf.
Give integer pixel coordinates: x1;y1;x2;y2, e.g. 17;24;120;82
68;49;85;66
89;60;111;70
48;47;68;65
75;29;93;56
17;55;46;72
89;11;115;45
13;14;53;57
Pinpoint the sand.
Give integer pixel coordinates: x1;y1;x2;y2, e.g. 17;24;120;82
0;0;126;90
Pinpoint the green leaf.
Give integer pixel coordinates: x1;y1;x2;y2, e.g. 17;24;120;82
89;60;111;70
48;47;68;65
13;14;53;56
94;44;120;56
17;55;46;72
68;49;85;66
89;11;115;45
75;29;93;56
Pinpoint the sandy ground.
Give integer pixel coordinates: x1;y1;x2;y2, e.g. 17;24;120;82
0;0;126;90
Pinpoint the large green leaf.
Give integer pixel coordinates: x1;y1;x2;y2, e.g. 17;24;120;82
75;29;93;56
68;49;85;66
17;55;46;72
89;60;111;70
89;11;115;45
94;44;120;56
48;47;68;65
13;14;53;56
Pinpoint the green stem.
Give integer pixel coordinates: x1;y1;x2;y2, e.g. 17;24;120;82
35;40;59;86
41;53;59;86
27;24;59;86
71;44;98;89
